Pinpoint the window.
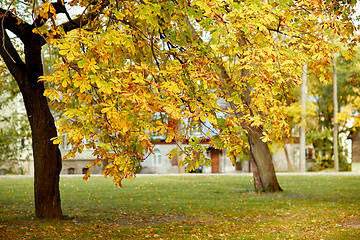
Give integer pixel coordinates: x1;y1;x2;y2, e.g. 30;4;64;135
82;168;89;174
67;168;75;174
153;149;162;166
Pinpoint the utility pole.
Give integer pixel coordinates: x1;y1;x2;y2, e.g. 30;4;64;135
177;120;185;173
300;64;307;172
333;55;339;172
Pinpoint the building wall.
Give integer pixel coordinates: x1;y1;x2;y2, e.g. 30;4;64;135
272;143;315;172
62;159;103;174
351;132;360;172
142;143;243;174
60;149;102;174
353;163;360;172
59;142;300;175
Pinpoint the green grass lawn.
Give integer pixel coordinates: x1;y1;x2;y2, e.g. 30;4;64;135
0;174;359;239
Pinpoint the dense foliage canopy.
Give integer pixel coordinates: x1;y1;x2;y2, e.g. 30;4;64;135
38;0;357;185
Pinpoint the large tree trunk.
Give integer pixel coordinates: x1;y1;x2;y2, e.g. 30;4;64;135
23;37;63;219
247;126;282;192
0;1;109;219
0;27;63;218
23;83;63;218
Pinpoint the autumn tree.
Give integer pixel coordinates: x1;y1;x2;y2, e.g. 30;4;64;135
0;0;111;218
41;0;356;192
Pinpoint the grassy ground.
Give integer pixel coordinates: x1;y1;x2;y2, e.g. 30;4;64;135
0;174;359;239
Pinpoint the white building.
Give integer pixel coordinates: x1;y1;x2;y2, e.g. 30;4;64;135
140;140;249;174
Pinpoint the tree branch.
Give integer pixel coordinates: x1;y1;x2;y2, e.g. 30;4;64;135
57;1;110;33
0;7;30;43
0;27;26;87
32;1;68;28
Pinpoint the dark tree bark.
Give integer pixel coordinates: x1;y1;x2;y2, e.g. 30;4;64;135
0;1;108;218
0;11;63;219
25;37;63;219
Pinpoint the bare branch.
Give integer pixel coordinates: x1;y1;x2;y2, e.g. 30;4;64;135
0;7;30;44
58;1;110;33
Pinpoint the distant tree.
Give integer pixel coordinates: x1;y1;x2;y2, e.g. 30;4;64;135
284;46;359;171
315;47;360;171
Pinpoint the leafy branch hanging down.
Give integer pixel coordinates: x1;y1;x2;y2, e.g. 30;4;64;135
41;0;357;187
